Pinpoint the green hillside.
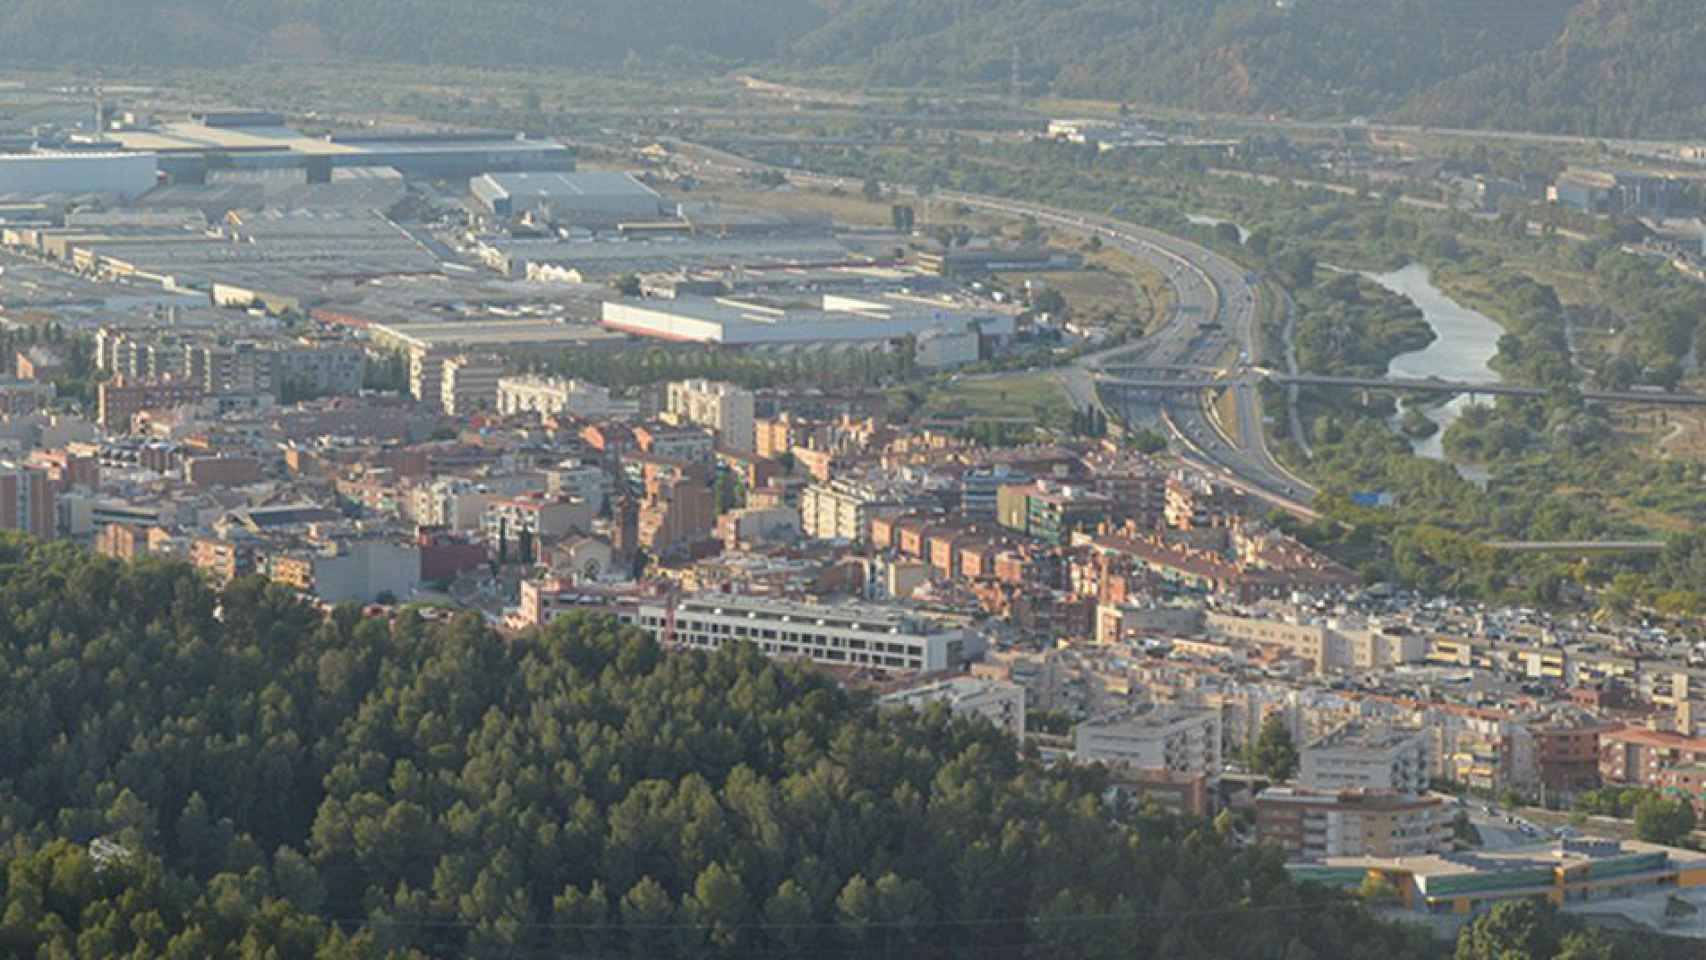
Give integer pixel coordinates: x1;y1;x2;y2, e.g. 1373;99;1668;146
0;0;1702;137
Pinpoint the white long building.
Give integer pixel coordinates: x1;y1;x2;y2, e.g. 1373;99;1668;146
0;152;158;200
1074;707;1223;777
497;375;612;418
602;294;1014;347
882;676;1026;740
627;594;965;673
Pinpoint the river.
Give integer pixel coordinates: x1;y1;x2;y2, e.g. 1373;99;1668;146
1363;263;1503;477
1185;213;1249;244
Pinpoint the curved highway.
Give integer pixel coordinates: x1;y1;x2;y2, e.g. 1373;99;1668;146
678;141;1318;511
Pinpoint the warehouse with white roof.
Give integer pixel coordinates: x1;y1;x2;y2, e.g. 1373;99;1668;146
470;171;663;222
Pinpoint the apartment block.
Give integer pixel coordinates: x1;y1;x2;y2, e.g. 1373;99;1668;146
1257;788;1450;861
881;676;1026;740
440;354;505;416
1301;724;1430;794
1073;707;1222;778
665;379;756;453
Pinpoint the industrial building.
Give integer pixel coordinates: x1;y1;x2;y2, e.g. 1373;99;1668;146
0;152;159;200
1290;839;1706;918
601;294;1015;347
470;171;661;221
106;113;571;183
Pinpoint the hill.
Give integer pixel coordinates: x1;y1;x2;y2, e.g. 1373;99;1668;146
1;0;1702;136
0;534;1437;958
0;0;831;66
788;0;1706;136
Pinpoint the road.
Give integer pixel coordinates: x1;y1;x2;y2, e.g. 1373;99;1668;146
678;141;1319;512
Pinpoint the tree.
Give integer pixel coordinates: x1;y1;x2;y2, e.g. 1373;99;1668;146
1251;715;1299;782
890;204;915;232
1454;900;1564;960
1634;793;1696;846
862;176;882;203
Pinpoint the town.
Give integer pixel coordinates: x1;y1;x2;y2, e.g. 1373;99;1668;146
7;73;1706;953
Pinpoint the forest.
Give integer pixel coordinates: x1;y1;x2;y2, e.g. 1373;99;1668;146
0;533;1448;958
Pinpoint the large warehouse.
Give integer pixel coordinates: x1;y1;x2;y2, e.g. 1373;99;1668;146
106;113;572;183
601;294;1015;346
471;171;663;222
0;152;158;200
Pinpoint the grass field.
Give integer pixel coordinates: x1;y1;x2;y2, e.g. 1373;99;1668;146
889;372;1076;432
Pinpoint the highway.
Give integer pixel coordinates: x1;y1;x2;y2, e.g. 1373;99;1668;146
677;140;1319;512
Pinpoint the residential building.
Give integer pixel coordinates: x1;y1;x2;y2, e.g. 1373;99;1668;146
802;479;906;543
997;481;1112;544
1073;707;1222;778
665;379;756;453
497;375;613;418
627;594;966;673
97;376;203;432
637;461;715;557
482;493;594;549
270;540;421;605
0;462;54;538
1301;724;1430;794
881;676;1026;740
440;353;504;416
1256;788;1450;861
1600;726;1706;789
633;423;716;464
0;378;55;415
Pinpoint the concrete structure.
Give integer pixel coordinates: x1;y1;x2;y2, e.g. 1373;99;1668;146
1301;724;1430;794
996;482;1112;545
664;379;755;453
269;540;421;605
482;493;593;549
1289;839;1706;918
1073;707;1222;778
801;479;904;543
470;171;661;221
914;326;981;369
0;379;56;416
602;294;1015;347
882;676;1026;740
0;152;158;199
1205;611;1425;674
108;119;570;183
96;377;203;432
1256;788;1449;861
440;354;504;416
627;594;966;673
0;463;54;538
497;376;612;418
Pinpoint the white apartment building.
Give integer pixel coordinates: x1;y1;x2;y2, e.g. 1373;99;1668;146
547;462;611;512
800;480;898;543
1073;707;1223;777
881;676;1026;740
1300;724;1430;794
497;375;613;418
441;354;505;416
664;379;755;453
627;594;964;673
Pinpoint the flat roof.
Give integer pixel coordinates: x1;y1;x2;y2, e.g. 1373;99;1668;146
477;170;658;199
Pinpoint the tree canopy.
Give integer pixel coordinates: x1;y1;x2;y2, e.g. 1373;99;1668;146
0;533;1435;958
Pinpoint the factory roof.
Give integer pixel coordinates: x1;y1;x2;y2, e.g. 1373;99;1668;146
475;171;659;200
